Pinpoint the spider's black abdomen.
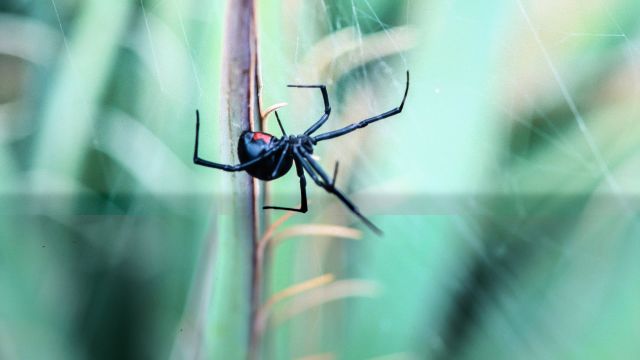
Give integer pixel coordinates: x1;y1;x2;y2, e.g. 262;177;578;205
238;131;293;180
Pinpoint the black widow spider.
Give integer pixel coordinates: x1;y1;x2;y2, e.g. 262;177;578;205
193;71;409;235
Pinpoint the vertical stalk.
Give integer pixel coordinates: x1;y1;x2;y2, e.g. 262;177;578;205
208;0;262;358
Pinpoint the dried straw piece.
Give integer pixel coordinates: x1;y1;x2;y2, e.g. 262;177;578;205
271;224;363;247
254;273;335;335
295;353;336;360
272;279;381;326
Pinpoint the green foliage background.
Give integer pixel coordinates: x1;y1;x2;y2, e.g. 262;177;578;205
1;0;639;359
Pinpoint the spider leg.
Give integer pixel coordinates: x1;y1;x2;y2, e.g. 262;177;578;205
313;71;409;142
270;142;290;179
193;110;283;171
274;111;287;136
287;83;331;136
294;148;382;235
331;161;339;187
263;157;308;213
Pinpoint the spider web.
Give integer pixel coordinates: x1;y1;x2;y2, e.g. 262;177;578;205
253;0;413;214
12;0;640;359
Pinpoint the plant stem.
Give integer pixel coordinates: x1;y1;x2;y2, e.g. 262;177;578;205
210;0;262;358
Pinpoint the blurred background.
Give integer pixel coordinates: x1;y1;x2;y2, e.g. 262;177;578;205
1;0;639;359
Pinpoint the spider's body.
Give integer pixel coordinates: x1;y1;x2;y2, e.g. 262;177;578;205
194;72;409;235
237;131;291;180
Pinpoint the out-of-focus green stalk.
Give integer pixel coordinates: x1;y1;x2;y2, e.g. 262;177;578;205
32;0;132;177
1;2;133;360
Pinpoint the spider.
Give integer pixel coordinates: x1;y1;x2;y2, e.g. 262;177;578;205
193;71;409;235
